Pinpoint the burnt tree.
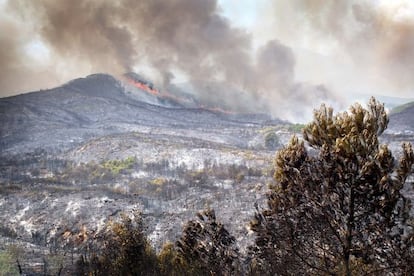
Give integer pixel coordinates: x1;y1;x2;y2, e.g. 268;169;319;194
250;97;414;275
176;208;240;276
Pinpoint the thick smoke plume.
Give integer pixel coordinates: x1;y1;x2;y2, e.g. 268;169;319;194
2;0;254;87
3;0;413;121
1;1;254;99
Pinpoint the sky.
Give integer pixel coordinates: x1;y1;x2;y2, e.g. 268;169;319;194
1;0;413;122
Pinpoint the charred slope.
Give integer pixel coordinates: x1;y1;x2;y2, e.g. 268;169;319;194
0;74;279;156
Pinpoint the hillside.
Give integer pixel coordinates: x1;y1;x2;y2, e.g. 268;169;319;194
389;101;414;134
0;74;283;156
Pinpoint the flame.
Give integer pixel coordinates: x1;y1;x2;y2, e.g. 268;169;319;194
124;76;188;104
124;77;160;96
123;74;237;115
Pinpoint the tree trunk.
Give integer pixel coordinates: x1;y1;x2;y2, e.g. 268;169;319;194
344;188;355;276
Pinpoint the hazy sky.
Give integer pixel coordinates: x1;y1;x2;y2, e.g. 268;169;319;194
1;0;413;121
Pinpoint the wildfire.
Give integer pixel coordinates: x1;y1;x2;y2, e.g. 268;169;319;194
123;73;237;115
123;75;188;105
124;77;160;97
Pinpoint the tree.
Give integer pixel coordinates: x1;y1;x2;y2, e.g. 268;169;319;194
176;208;240;275
264;130;280;150
250;98;414;275
76;212;159;275
157;242;186;276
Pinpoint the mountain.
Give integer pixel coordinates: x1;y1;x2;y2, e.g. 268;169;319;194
0;73;281;156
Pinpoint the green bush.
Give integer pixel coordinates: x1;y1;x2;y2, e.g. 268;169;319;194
0;250;19;276
264;131;279;150
102;156;136;175
59;156;138;184
288;123;305;133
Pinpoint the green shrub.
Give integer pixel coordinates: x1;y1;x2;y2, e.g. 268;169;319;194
264;131;279;150
102;156;136;175
0;250;19;276
288;123;305;132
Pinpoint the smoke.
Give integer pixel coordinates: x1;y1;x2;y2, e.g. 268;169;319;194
358;1;414;90
1;1;253;91
5;0;412;121
263;0;414;96
256;40;295;92
0;4;56;95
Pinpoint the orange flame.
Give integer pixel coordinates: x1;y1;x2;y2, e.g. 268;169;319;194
123;75;236;115
124;77;160;96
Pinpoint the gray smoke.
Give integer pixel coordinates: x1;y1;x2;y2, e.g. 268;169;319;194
266;0;414;94
1;0;343;121
1;1;252;91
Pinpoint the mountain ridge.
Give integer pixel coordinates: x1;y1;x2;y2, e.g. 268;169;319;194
0;73;281;156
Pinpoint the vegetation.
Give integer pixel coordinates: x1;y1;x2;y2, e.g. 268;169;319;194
249;97;414;275
287;123;306;133
75;212;159;275
73;210;238;276
0;249;19;276
58;156;139;184
102;156;137;175
176;208;240;275
264;131;280;150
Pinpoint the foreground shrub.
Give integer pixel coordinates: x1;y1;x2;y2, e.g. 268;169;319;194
76;212;159;275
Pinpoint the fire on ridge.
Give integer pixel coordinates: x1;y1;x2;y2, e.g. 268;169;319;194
122;72;236;115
